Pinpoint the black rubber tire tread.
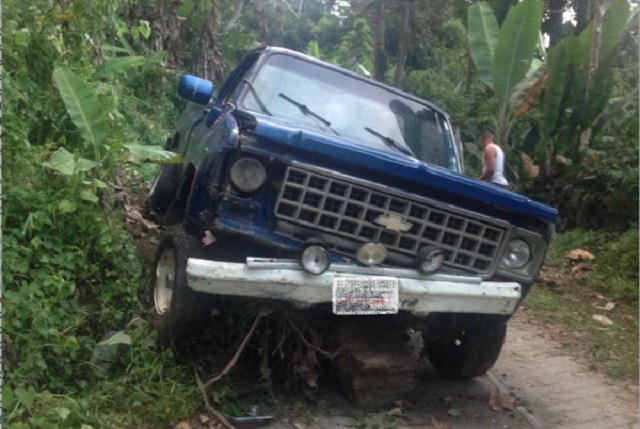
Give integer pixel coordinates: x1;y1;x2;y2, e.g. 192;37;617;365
148;164;180;215
422;313;507;380
150;225;211;352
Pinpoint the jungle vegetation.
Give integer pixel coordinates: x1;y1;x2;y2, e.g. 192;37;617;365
3;0;638;427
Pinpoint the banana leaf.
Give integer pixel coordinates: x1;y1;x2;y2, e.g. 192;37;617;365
492;0;543;110
53;68;107;150
95;56;148;79
579;0;633;68
468;2;500;88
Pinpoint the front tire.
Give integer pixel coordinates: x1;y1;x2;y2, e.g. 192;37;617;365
148;164;180;216
150;226;211;355
421;313;508;380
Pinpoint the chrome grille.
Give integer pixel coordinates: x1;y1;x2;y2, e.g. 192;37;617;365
275;166;507;274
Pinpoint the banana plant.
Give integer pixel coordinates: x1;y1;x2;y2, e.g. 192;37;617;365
467;0;544;148
47;66;181;205
533;0;635;172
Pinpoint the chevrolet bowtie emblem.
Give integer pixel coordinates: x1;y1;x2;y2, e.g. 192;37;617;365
374;214;414;232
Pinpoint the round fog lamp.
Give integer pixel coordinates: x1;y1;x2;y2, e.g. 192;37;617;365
229;158;267;192
299;245;330;275
501;239;531;269
417;246;446;274
356;243;387;266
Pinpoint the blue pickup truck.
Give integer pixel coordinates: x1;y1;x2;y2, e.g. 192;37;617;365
147;46;557;407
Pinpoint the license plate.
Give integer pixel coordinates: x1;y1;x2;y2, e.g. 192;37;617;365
332;277;399;315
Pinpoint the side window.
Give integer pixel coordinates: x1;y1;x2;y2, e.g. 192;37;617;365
219;53;261;103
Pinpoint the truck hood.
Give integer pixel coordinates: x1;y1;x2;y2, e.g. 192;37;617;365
248;115;558;224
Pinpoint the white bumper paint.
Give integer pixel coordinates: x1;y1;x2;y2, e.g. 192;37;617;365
186;258;521;317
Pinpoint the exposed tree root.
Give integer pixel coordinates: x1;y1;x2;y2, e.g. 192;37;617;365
285;313;345;359
196;309;273;429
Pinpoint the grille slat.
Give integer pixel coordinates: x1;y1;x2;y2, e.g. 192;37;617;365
276;167;506;274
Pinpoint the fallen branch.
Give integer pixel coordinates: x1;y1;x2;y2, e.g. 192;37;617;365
285;314;345;359
203;309;273;392
195;368;238;429
195;309;273;429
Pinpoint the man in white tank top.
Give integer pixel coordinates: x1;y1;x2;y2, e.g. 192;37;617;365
478;129;510;189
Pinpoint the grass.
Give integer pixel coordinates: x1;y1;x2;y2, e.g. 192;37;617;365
522;228;639;381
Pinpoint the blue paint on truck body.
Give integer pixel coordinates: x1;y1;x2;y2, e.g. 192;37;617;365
155;46;558;285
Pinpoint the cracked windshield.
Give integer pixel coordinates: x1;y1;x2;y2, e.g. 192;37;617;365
242;53;453;168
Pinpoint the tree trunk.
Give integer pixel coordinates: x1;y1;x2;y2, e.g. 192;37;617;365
199;1;225;83
372;0;387;82
394;0;413;88
150;0;183;69
579;0;606;153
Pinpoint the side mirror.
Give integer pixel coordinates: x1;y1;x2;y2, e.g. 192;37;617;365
178;75;214;105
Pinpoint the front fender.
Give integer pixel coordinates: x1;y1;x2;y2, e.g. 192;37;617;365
186;104;240;222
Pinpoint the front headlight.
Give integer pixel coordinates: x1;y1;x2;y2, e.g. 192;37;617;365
501;239;531;269
229;158;267;192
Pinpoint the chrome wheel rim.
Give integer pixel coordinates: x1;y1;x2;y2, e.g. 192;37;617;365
154;248;176;315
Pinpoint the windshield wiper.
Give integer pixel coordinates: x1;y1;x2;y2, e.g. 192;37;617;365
278;93;339;136
364;127;415;157
241;78;272;116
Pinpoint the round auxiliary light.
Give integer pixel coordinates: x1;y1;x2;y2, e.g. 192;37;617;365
229;158;267;192
501;239;531;269
356;243;387;266
299;245;331;275
417;246;446;274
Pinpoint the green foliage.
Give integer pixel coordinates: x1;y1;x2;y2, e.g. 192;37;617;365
467;0;543;147
3;0;196;426
336;18;375;76
525;131;639;231
95;55;149;79
492;0;543;112
53;68;108;156
467;2;500;88
534;0;635;165
526;228;639;380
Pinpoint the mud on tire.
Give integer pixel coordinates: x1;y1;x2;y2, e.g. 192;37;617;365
421;313;508;380
149;225;212;357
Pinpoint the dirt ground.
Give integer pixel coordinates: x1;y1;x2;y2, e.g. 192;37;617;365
248;308;639;429
175;307;638;429
124;185;638;429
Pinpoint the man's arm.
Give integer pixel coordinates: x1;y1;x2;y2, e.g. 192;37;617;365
479;145;497;181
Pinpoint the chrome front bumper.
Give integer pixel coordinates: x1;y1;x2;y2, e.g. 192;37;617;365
186;258;521;317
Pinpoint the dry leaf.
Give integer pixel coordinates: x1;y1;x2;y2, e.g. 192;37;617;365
489;389;515;411
386;407;403;417
173;422;192;429
489;391;500;411
593;292;606;300
292;423;309;429
447;408;462;417
592;314;614;326
571;262;592;274
594;302;616;311
124;203;159;232
499;391;515;410
566;249;595;261
428;416;453;429
521;153;539;179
